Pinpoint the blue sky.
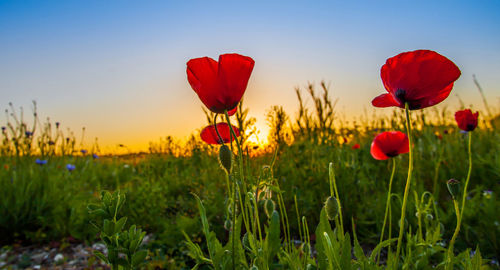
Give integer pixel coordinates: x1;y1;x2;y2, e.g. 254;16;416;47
1;1;499;151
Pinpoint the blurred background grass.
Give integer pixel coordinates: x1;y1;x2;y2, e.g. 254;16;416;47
0;82;498;267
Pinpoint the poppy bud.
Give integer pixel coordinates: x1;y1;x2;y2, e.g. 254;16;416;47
447;179;461;200
224;219;232;231
219;145;232;174
264;199;276;219
249;266;258;270
301;243;310;254
324;196;339;221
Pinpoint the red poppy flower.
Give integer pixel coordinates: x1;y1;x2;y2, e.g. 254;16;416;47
455;109;479;131
370;131;409;160
187;53;255;114
352;143;360;150
372;50;461;110
201;123;240;145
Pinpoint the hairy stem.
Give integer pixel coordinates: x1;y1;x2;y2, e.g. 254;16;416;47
394;102;414;267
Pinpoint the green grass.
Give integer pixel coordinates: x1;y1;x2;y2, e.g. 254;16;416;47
1;91;499;268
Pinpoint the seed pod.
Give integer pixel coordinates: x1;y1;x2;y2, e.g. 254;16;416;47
324;196;339;221
446;179;461;200
219;144;232;173
264;199;276;219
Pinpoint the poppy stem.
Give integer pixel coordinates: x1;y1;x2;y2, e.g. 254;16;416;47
224;110;252;234
377;157;396;264
329;162;344;236
213;114;224;144
395;102;414;267
446;199;461;269
447;130;473;268
460;131;473;227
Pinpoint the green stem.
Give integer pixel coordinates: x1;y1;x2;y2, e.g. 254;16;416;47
395;103;414;267
295;195;303;243
416;192;423;242
329;162;344;236
232;180;236;270
213;114;224;144
224;110;251;234
460;132;473;226
446;199;461;270
224;111;246;190
447;131;473;268
377;158;396;264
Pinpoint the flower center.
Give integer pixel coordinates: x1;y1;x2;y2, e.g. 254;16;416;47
394;89;421;109
386;150;399;158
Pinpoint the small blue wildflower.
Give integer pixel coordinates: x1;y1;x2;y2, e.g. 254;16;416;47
459;130;468;134
483;190;493;199
55;122;60;128
66;164;76;171
35;159;48;165
81;149;88;154
92;154;99;159
1;126;5;132
25;131;33;137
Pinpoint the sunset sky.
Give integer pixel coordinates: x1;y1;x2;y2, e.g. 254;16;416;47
1;1;499;152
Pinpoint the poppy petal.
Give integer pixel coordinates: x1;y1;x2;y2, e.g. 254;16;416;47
187;57;222;110
227;107;238;116
216;54;255;111
455;109;479;131
370;131;409;160
377;50;461;110
372;93;402;108
200;123;240;145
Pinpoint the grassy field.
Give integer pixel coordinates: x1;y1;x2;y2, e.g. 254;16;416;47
0;84;499;269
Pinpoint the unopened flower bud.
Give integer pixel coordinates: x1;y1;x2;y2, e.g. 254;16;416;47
324;196;339;221
447;179;461;200
264;199;276;219
219;144;232;173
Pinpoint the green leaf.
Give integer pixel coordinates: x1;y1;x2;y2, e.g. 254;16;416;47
103;219;114;236
192;193;223;267
93;250;108;264
471;247;482;269
369;238;397;262
352;224;366;263
315;208;335;270
87;203;100;211
114;217;127;234
340;233;352;269
89;208;108;218
131;250;148;267
265;210;281;263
